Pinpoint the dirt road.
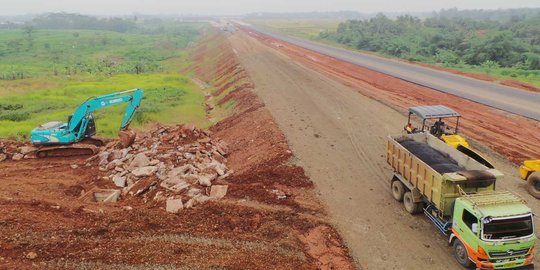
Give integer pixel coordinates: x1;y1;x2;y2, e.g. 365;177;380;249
228;31;540;269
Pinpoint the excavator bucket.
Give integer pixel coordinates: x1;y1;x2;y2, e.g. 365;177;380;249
118;129;136;148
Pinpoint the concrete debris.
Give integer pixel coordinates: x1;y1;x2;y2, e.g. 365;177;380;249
12;153;23;161
113;175;127;187
0;154;7;162
94;124;230;212
18;146;37;155
210;185;229;199
132;166;157;177
166;198;184;213
197;172;217;187
129;153;151;170
70;164;78;169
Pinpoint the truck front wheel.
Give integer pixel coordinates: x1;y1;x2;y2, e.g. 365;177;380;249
403;192;423;214
391;181;405;201
453;239;474;268
526;172;540;199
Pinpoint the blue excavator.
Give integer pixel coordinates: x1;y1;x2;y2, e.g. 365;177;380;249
31;88;143;157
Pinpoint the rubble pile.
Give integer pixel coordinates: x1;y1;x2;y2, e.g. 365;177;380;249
93;124;231;213
0;141;36;162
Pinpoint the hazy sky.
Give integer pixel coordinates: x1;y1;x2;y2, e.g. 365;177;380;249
1;0;539;16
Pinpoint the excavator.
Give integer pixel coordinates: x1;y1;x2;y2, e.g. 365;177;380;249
30;88;143;157
404;105;494;169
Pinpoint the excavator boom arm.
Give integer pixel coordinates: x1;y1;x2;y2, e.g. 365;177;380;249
68;88;143;133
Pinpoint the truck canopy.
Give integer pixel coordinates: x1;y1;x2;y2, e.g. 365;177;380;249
463;191;531;218
409;105;460;119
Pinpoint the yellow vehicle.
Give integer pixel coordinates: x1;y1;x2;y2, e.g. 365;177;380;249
520;160;540;199
405;105;494;169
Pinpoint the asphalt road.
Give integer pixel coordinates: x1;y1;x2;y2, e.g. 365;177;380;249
248;26;540;121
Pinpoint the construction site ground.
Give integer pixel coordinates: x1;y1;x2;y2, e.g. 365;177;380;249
0;30;354;270
228;29;540;269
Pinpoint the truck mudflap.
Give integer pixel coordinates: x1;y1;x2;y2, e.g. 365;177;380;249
450;228;534;270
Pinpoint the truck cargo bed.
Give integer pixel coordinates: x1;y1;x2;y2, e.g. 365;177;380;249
386;133;503;217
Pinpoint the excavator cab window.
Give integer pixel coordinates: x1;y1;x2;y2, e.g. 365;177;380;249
85;114;97;137
67;114;73;129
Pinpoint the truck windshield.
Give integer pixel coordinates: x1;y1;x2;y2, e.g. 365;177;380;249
483;215;533;240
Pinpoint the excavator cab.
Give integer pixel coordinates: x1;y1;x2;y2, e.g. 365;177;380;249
406;105;494;169
84;114;97;137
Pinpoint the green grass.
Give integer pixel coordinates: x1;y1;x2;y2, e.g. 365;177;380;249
441;64;540;87
0;73;208;139
0;25;210;140
253;19;540;88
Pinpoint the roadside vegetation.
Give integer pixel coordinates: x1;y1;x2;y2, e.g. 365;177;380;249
256;9;540;87
0;13;209;139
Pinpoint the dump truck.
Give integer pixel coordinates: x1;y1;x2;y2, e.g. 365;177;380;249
386;133;535;269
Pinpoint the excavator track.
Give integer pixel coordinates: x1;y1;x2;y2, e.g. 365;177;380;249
36;143;99;158
80;137;105;147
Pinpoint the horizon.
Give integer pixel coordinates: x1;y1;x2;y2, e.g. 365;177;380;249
0;0;539;17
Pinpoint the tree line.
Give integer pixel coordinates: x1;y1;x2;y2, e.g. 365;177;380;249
31;13;137;32
320;9;540;70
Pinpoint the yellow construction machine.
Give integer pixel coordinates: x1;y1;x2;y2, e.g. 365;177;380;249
520;160;540;199
404;105;494;169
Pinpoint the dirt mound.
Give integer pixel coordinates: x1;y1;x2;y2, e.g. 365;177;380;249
193;29;356;268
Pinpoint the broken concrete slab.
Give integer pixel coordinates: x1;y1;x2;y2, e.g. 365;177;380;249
132;166;157;177
210;185;229;199
197;172;218;187
129;152;151;170
11;153;23;161
82;189;121;203
113;175;127;187
166;198;184;213
18;146;37;155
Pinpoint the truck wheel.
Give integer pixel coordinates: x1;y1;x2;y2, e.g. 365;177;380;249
527;172;540;199
453;239;474;268
391;181;405;201
403;192;423;214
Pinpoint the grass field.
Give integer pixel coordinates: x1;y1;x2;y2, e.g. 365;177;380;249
0;24;210;139
252;19;540;88
249;19;339;41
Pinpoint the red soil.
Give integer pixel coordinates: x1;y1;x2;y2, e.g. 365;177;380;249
0;29;356;269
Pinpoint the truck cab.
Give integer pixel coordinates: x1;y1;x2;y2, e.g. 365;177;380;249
450;193;535;269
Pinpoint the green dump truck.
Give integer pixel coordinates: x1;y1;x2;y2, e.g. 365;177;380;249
386;133;535;269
